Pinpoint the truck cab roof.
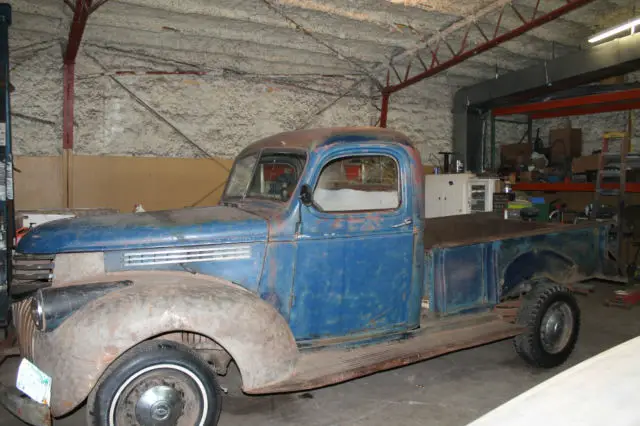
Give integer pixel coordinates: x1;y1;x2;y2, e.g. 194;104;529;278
238;126;413;156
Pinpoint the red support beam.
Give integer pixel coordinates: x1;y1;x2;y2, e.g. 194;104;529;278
63;0;93;151
61;0;110;208
64;0;92;64
63;0;92;153
62;63;75;150
494;88;640;116
382;0;595;95
380;93;390;128
115;71;208;76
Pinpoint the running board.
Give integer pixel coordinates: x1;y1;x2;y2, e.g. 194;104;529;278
247;315;523;394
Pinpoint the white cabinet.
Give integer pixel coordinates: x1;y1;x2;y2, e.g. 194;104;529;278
424;174;497;218
467;178;497;214
424;173;471;218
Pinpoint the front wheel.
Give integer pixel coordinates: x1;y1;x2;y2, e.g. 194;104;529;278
87;340;222;426
514;282;580;368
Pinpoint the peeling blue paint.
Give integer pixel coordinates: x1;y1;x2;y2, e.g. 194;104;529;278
429;225;611;315
258;241;296;320
18;206;268;253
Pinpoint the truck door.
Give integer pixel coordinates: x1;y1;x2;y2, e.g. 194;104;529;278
290;147;415;341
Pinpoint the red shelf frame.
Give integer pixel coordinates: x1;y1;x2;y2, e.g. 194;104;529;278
513;182;640;193
493;88;640;119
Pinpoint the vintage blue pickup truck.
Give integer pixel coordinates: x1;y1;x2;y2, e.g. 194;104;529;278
0;127;621;426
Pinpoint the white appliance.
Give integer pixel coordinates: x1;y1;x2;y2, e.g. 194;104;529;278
467;177;498;214
424;174;497;218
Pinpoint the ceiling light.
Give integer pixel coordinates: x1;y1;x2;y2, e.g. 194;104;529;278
589;17;640;44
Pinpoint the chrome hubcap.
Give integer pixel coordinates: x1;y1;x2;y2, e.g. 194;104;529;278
136;385;183;425
110;365;207;426
540;301;574;354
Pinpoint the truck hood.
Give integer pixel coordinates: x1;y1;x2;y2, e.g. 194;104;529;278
17;206;268;254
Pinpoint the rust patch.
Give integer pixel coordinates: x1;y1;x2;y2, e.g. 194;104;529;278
0;383;52;426
493;299;522;323
26;271;298;416
238;127;412;158
102;345;120;363
249;318;523;395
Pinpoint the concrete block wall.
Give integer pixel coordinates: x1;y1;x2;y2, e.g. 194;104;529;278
14;37;637;173
14;52;460;162
9;1;462;164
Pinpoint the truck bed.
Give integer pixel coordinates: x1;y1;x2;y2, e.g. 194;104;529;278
423;212;621;316
424;212;596;250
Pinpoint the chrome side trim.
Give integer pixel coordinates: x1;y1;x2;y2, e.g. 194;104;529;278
124;245;252;266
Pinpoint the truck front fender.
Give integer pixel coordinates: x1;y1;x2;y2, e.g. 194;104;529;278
31;271;298;417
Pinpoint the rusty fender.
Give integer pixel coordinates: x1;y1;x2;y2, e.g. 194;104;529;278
30;271;299;417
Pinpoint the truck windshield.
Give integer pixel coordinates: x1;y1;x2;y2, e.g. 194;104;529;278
224;152;306;201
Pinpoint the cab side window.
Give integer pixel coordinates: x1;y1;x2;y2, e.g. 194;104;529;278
313;155;400;212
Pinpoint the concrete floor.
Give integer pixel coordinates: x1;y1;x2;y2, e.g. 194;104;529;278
1;282;639;426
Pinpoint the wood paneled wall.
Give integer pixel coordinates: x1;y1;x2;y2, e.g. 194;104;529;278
14;155;232;212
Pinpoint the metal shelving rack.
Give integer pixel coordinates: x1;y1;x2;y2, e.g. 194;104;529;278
0;4;13;328
495;86;640;196
512;182;640;193
493;85;640;180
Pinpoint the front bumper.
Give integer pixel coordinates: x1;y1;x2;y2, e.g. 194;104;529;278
1;302;51;426
0;382;51;426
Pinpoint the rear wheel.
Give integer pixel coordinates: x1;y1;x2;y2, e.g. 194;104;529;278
88;340;222;426
514;282;580;368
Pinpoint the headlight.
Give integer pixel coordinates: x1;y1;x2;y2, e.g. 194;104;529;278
28;280;133;332
30;292;45;331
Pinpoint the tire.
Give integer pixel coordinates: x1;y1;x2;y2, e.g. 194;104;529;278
87;339;222;426
514;281;580;368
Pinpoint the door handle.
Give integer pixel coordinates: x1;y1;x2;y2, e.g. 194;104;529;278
391;218;412;228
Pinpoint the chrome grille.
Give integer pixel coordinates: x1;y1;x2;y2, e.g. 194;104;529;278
12;253;54;295
13;298;36;359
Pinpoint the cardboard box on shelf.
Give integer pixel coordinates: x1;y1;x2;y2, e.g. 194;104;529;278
519;171;532;182
572;155;600;174
501;143;532;166
600;75;625;85
628;169;640;183
549;128;582;164
519;170;545;182
423;164;436;175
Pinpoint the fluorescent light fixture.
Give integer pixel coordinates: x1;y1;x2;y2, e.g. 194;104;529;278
589;17;640;43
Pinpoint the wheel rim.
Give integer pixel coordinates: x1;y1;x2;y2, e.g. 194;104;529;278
136;385;182;424
540;301;574;354
108;364;209;426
